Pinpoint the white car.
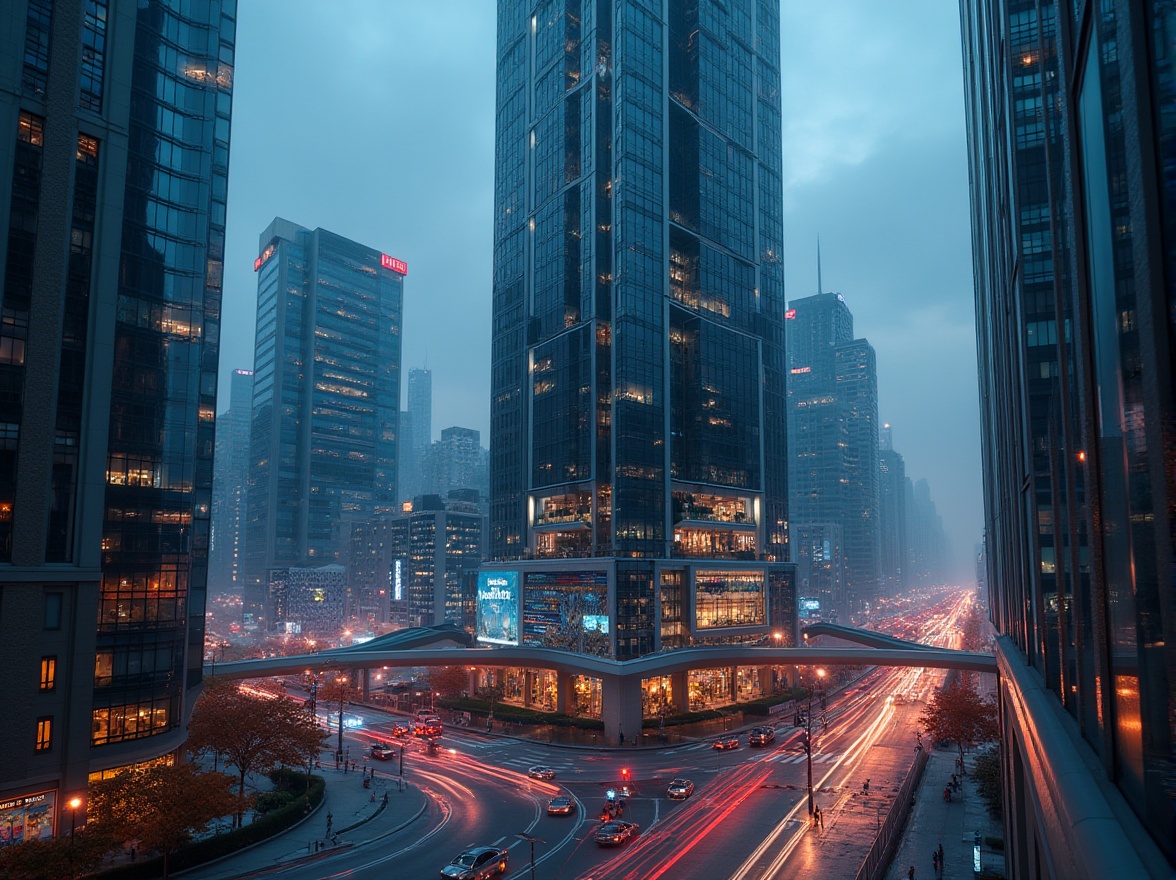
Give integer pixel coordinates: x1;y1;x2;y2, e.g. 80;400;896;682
528;765;556;780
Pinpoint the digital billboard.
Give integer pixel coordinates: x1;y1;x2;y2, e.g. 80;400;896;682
522;570;611;656
0;791;56;846
476;571;519;645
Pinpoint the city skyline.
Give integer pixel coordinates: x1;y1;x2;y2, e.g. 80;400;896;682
217;1;981;582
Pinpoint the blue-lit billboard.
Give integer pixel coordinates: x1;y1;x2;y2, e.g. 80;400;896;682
477;571;519;645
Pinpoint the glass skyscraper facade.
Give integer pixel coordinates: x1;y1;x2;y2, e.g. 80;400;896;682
0;0;235;829
242;219;404;628
962;0;1174;874
785;291;879;617
489;0;794;664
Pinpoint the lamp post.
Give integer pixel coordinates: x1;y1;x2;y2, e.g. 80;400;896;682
806;668;826;817
67;797;82;880
335;676;348;759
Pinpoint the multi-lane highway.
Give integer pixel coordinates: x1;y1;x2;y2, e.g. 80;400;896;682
224;590;977;879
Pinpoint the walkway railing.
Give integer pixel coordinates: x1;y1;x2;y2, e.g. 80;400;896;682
854;746;929;880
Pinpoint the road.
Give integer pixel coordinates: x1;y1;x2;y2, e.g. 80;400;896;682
227;591;976;879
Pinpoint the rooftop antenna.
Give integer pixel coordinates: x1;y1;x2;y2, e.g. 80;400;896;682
817;236;823;295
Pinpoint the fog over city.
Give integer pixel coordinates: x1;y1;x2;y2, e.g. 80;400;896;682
219;1;980;581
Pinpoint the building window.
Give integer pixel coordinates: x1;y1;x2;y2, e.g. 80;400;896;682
43;592;63;629
35;717;52;751
39;656;56;691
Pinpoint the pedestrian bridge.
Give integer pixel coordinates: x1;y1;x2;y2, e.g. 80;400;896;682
206;623;995;745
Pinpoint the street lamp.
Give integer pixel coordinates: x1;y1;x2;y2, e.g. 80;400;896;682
806;668;826;817
335;676;348;759
67;797;82;880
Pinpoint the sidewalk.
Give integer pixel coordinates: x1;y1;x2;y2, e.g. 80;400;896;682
787;737;917;876
886;748;1006;880
177;753;428;880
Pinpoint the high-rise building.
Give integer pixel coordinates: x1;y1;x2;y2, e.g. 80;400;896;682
350;496;485;631
399;367;432;503
242;218;404;628
486;0;794;678
269;564;346;636
210;368;253;595
961;0;1174;874
786;292;880;614
421;426;489;504
877;444;906;596
0;0;235;831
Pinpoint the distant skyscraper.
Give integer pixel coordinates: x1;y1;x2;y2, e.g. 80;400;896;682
351;496;485;630
421;426;489;503
0;0;234;830
269;565;346;636
243;218;404;627
877;445;906;595
962;0;1174;871
487;0;795;700
399;367;432;502
211;369;254;595
786;292;880;614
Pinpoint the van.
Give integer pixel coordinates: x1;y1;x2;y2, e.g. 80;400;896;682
414;709;437;723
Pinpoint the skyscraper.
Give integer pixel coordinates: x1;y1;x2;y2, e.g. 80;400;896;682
399;366;432;502
210;368;253;595
487;0;793;671
242;218;404;627
421;426;489;504
0;0;234;831
786;291;880;615
962;0;1174;874
877;442;906;596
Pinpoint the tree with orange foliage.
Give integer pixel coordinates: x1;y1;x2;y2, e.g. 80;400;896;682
429;666;471;698
919;675;1000;762
187;680;324;826
88;763;236;879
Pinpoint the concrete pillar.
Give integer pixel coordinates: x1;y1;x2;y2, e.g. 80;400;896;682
556;671;574;714
758;666;772;698
601;672;644;747
524;669;535;708
671;670;689;713
468;668;478;696
360;668;370;701
729;666;739;701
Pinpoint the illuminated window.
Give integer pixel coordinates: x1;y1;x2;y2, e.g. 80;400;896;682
39;656;56;691
35;717;52;751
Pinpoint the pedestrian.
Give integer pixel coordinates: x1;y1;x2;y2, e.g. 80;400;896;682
933;851;939;872
382;792;389;806
908;866;916;880
938;842;944;865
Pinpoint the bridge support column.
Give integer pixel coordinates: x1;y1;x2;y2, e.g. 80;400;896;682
360;668;370;701
523;669;535;708
556;671;574;714
601;672;643;747
729;666;739;701
757;665;772;697
670;670;689;713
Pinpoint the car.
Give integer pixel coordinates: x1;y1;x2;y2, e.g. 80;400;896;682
370;743;395;760
390;723;411;738
594;820;639;846
528;765;556;780
712;736;740;750
547;795;575;815
414;720;443;737
439;846;509;880
749;726;776;747
666;778;695;799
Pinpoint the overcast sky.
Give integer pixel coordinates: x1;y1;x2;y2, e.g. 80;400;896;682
220;1;982;583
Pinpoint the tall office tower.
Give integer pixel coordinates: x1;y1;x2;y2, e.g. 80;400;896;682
242;218;404;628
877;445;906;596
786;292;880;615
399;367;431;502
961;0;1174;874
0;0;234;831
421;426;489;502
210;368;254;595
904;477;947;587
397;409;414;501
487;0;794;664
351;496;485;630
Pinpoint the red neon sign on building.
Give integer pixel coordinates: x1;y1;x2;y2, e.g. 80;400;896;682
784;308;796;319
380;254;408;275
